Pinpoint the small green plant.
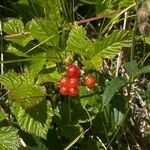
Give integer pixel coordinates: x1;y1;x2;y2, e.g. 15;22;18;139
0;0;150;150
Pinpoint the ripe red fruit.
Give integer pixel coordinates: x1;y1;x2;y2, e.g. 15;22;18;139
69;87;78;96
85;75;96;88
66;65;80;78
60;86;69;95
69;78;79;88
59;77;70;87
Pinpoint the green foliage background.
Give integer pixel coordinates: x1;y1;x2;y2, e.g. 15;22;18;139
0;0;150;149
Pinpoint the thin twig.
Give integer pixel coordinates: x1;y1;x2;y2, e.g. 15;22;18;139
77;13;115;24
20;138;28;149
0;20;4;76
96;136;107;150
0;90;10;100
115;11;128;77
1;32;31;39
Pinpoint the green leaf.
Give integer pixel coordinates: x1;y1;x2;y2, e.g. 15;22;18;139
0;110;7;122
0;71;46;109
41;0;62;25
31;138;48;150
135;65;150;77
46;129;62;150
10;84;46;109
67;25;131;69
46;47;62;63
82;58;103;70
124;60;139;74
102;77;125;105
80;137;99;150
96;0;116;15
6;45;28;57
124;62;150;78
67;24;95;58
37;70;61;84
29;18;59;46
12;100;53;139
18;0;29;5
90;30;131;69
92;105;115;139
79;86;102;116
111;95;126;128
119;0;135;7
28;52;46;77
79;0;98;5
0;127;19;150
3;18;24;34
17;0;45;18
63;124;83;140
3;18;33;47
64;128;89;150
6;35;34;47
36;61;61;84
145;36;150;45
55;100;87;126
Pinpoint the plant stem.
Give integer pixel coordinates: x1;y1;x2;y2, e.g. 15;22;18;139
0;20;4;92
130;20;137;61
116;11;128;77
0;32;31;39
68;96;71;122
77;13;115;24
0;20;4;75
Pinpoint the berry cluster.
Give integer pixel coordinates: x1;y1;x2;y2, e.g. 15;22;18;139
59;65;80;96
59;64;96;96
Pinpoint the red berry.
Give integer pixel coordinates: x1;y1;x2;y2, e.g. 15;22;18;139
59;77;70;87
69;78;79;88
66;65;80;78
60;86;69;95
85;75;96;88
69;87;78;96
